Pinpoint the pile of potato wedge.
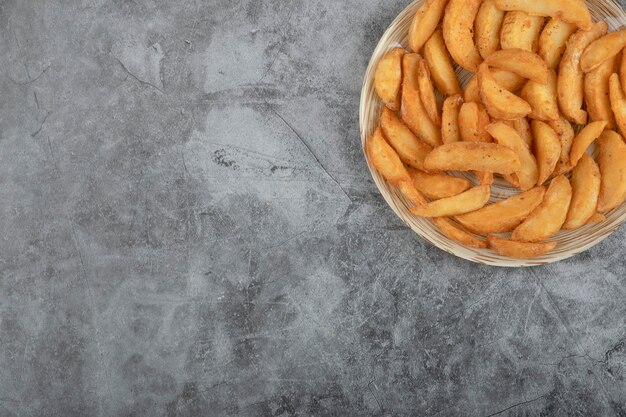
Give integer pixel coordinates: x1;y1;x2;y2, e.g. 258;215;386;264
368;0;626;259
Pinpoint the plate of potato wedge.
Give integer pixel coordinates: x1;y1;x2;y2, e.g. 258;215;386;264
360;0;626;266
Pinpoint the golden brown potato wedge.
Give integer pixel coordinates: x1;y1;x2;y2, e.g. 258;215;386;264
584;54;618;129
432;218;487;249
411;185;491;217
475;0;505;59
532;120;561;185
581;30;626;73
493;0;592;30
374;48;405;112
459;102;492;143
621;53;626;98
503;173;521;188
475;171;495;185
558;22;608;125
408;168;471;200
512;175;572;242
484;49;549;84
505;117;533;147
487;236;557;259
500;12;544;52
478;63;532;120
366;128;427;207
609;73;626;140
401;54;442;148
587;213;606;224
549;116;575;175
442;95;464;144
380;107;433;171
597;130;626;212
456;186;545;233
408;0;449;53
442;0;483;72
539;18;578;70
417;56;441;126
464;69;525;103
563;154;601;230
424;142;521;174
520;69;559;121
569;121;607;167
486;122;538;190
423;29;462;95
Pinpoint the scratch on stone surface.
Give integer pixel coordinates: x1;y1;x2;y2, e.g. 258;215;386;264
267;105;353;203
367;380;383;412
7;64;50;86
30;111;50;137
261;230;307;250
257;3;298;84
483;393;547;417
114;57;165;94
33;91;40;110
523;284;542;335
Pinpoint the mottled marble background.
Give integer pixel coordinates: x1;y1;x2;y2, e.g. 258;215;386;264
1;1;626;416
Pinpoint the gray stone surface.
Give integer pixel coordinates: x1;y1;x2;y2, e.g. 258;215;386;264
1;0;626;416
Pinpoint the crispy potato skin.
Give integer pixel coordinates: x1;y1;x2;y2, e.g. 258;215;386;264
424;30;462;95
478;63;531;120
505;117;533;148
581;30;626;73
549;116;575;175
456;187;546;234
487;236;557;259
609;73;626;140
597;130;626;212
493;0;592;30
532;121;561;185
558;22;608;125
411;185;491;217
539;18;577;70
464;69;525;104
416;56;441;127
569;121;607;168
374;48;405;112
408;0;449;53
475;0;505;59
442;95;464;144
563;154;601;230
432;218;487;248
520;69;559;122
424;142;521;174
408;168;471;200
380;107;433;171
442;0;483;72
485;48;549;84
584;54;618;129
487;122;538;190
459;102;492;143
500;11;545;53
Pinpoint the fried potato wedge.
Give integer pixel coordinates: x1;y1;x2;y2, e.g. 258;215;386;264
401;54;442;147
417;56;441;126
500;12;544;53
459;102;492;143
597;130;626;212
442;95;464;144
442;0;483;72
485;49;549;84
486;122;538;190
520;69;559;121
563;154;601;230
493;0;592;30
475;0;505;59
475;171;495;185
609;73;626;140
487;236;557;259
411;185;491;217
456;186;545;233
532;120;561;185
505;117;533;147
408;168;471;199
512;175;572;242
464;69;525;103
621;53;626;98
424;142;521;174
366;128;428;207
539;18;578;69
423;29;462;95
549;116;575;175
432;218;487;249
569;120;607;167
584;54;618;129
503;173;521;188
374;48;405;112
558;22;608;125
408;0;449;53
380;107;433;171
581;30;626;73
588;213;606;224
478;63;532;120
